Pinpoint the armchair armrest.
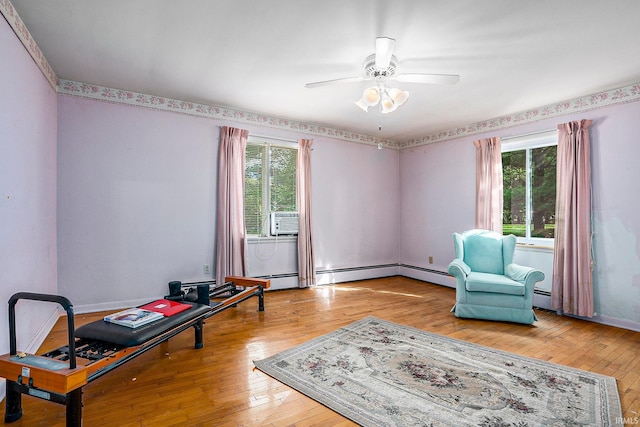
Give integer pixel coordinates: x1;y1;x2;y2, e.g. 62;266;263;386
448;259;471;278
505;263;545;287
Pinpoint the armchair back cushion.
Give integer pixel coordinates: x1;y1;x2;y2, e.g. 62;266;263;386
455;229;515;275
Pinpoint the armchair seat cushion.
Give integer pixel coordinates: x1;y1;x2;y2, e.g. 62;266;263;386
465;272;525;296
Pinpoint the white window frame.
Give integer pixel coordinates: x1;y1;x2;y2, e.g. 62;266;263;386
245;136;298;238
501;130;557;245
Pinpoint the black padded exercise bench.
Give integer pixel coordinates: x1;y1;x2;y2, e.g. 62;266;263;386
0;275;270;427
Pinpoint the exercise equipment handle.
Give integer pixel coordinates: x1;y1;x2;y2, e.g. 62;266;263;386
8;292;77;369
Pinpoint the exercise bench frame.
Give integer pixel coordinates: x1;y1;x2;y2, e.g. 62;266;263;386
0;276;269;427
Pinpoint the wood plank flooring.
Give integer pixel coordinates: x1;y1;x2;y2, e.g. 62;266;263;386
2;277;639;426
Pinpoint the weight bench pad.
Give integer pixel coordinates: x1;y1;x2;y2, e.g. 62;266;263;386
75;302;213;347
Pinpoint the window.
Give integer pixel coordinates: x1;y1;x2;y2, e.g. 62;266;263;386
244;137;297;236
502;131;557;241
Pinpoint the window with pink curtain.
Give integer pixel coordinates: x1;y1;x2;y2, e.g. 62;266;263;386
552;120;593;317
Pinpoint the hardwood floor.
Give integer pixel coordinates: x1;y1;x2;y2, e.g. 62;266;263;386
2;276;639;426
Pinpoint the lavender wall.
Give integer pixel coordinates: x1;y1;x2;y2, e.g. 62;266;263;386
57;95;400;309
57;96;218;309
398;100;640;329
312;135;400;283
399;137;474;282
0;18;58;361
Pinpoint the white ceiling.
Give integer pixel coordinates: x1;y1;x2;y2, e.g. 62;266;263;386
10;0;640;142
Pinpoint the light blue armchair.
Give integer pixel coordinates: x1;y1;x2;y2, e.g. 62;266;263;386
447;229;545;324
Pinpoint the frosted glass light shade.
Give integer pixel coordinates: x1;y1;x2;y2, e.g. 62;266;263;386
380;93;396;114
389;88;409;106
362;87;380;105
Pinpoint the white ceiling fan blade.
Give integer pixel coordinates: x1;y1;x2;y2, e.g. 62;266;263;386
396;73;460;85
375;37;395;69
305;76;364;88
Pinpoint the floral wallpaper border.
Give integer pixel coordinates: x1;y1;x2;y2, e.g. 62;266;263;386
400;82;640;148
56;79;398;149
57;79;640;150
1;0;57;89
4;1;640;150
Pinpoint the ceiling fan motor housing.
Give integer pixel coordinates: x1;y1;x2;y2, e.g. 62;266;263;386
364;54;397;79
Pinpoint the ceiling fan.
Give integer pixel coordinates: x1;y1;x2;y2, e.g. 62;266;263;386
305;37;460;114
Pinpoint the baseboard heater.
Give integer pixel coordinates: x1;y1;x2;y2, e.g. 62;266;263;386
398;264;449;276
316;264;399;275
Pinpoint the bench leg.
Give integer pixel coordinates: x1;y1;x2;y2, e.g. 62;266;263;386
193;319;204;349
4;380;22;423
258;286;265;312
66;388;82;427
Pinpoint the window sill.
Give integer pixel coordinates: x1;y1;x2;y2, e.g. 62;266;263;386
247;236;298;244
516;242;553;251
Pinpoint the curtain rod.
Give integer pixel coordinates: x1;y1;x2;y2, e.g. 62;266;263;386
501;128;556;142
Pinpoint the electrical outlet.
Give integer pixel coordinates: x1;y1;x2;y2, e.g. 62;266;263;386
203;264;210;275
428;256;434;264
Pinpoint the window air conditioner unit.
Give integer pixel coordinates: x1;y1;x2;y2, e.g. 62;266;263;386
270;212;299;236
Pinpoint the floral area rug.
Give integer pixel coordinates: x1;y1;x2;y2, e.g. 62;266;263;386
254;316;622;426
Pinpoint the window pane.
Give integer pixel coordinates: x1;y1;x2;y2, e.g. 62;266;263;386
502;150;526;237
530;145;556;238
244;141;298;237
270;146;297;212
244;144;264;235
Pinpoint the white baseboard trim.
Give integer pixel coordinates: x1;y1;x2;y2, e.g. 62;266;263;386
527;291;640;332
533;299;640;332
73;298;155;315
316;265;399;286
582;313;640;332
398;265;453;288
266;275;300;290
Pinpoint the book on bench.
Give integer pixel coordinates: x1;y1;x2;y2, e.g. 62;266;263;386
104;308;164;328
139;299;192;316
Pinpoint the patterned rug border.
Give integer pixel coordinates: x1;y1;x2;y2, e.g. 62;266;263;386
254;316;623;426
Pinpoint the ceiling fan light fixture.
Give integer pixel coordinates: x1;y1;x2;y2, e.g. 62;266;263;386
380;93;396;114
381;104;396;114
389;88;409;106
355;85;408;114
362;87;381;105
